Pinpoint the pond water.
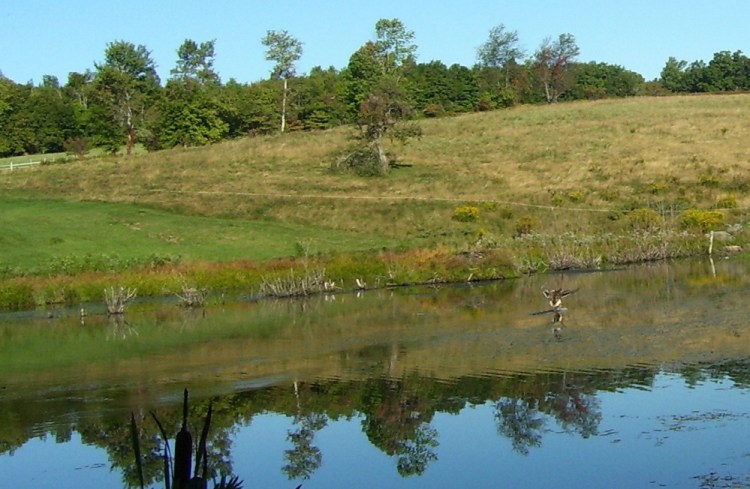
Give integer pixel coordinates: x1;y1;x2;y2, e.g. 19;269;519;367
1;257;750;488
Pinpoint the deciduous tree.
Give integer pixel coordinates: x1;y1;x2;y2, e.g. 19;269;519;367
477;24;524;88
660;57;688;92
159;39;227;148
373;18;417;77
262;30;303;133
342;42;385;120
352;78;421;175
0;76;33;156
534;33;580;103
93;41;160;154
568;62;644;99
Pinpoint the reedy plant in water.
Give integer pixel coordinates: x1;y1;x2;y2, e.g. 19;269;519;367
131;389;243;489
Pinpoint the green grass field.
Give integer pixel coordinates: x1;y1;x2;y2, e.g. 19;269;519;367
0;199;404;273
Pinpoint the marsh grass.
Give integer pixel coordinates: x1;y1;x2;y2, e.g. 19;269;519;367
1;94;749;309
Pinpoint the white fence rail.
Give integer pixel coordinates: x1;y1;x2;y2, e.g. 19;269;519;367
0;160;42;171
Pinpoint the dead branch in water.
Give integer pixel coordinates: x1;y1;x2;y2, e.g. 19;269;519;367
175;283;208;308
104;286;137;315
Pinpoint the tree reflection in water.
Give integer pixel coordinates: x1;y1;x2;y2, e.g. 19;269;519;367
494;384;601;455
494;398;545;455
360;375;440;477
4;360;750;486
283;381;326;480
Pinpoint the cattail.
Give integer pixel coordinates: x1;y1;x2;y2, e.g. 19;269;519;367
173;389;193;489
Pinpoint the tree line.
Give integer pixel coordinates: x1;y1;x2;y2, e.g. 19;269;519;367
0;18;747;159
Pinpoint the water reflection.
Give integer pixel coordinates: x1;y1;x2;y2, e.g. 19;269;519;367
5;362;749;487
1;258;750;487
284;382;326;480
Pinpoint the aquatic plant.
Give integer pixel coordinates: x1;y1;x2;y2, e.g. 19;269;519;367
130;389;243;489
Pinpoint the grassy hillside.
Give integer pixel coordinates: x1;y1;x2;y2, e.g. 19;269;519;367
0;94;748;306
0;199;405;273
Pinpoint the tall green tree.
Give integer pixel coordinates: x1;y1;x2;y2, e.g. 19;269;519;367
261;30;303;133
659;56;688;92
338;19;422;175
221;79;279;136
534;33;580;103
373;18;418;77
342;42;385;120
171;39;221;85
0;76;33;156
700;50;750;91
159;39;227;148
477;24;524;88
567;62;644;100
445;64;480;112
296;66;347;129
93;41;161;154
64;71;95;149
27;76;78;153
404;60;452;116
159;81;227;148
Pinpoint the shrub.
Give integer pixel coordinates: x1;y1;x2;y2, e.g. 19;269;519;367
714;195;738;209
331;147;383;176
698;174;720;188
423;103;445;118
647;183;668;194
0;283;35;311
515;215;539;236
452;205;480;223
624;208;662;231
64;137;88;158
599;187;620;202
679;209;724;232
566;190;585;203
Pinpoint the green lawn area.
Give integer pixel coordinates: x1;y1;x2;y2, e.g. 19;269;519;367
0;198;401;273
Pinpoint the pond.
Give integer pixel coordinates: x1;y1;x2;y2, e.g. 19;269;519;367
1;257;750;488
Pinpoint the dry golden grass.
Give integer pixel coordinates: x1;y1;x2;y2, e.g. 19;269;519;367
3;93;750;248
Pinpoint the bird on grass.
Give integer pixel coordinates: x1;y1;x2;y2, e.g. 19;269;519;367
542;287;579;309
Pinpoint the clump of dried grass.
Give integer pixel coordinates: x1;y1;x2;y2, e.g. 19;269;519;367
175;281;209;308
259;268;336;297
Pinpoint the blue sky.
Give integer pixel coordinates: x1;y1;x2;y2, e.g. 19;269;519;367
4;0;749;85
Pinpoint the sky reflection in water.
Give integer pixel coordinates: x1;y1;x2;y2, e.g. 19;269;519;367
3;372;750;488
